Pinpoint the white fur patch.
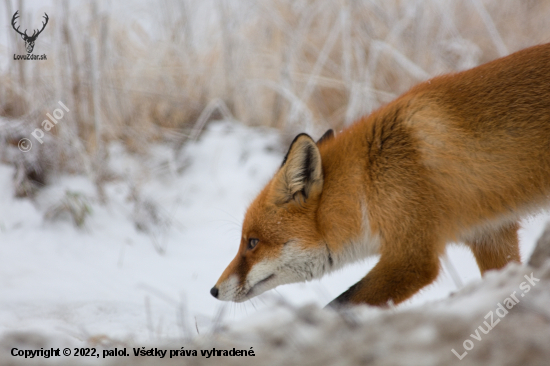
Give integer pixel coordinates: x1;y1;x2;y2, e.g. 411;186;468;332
216;275;239;301
218;204;381;302
330;203;381;269
217;241;331;302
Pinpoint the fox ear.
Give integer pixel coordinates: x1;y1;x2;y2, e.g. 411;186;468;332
274;133;323;205
316;129;334;145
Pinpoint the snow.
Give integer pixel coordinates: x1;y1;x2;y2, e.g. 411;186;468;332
0;120;548;347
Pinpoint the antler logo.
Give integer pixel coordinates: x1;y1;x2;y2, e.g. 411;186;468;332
11;11;49;54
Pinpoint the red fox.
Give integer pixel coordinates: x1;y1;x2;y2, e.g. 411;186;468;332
211;43;550;307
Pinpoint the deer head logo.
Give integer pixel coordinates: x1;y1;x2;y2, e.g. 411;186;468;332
11;11;49;54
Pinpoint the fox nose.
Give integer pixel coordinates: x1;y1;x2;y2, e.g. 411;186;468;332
210;286;219;298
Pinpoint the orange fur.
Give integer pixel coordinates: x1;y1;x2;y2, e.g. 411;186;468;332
212;43;550;307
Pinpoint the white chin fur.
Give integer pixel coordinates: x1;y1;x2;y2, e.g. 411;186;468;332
217;241;332;302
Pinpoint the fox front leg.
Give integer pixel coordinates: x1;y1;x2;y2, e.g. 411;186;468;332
327;250;441;308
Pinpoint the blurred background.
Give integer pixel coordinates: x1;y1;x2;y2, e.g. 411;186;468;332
2;0;550;192
1;0;550;344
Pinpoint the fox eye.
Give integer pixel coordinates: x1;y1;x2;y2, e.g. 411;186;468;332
248;238;259;250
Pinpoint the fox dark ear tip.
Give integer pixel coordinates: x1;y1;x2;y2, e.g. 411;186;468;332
281;133;315;168
317;129;335;145
293;133;315;144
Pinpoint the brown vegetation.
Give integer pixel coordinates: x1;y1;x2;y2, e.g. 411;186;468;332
1;0;549;187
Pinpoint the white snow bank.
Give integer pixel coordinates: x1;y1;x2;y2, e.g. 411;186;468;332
0;120;548;350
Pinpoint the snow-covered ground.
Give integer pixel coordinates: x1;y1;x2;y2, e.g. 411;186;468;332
0;120;549;346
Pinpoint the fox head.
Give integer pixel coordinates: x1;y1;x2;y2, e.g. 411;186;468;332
211;130;335;302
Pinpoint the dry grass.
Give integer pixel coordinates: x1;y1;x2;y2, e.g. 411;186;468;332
1;0;550;191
